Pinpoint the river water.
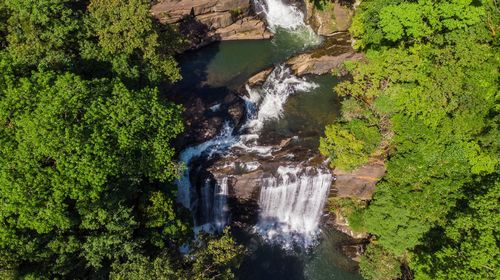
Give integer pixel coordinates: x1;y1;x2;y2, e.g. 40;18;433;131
174;0;362;279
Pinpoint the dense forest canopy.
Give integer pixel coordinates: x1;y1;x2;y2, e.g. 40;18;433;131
0;0;241;279
0;0;498;279
320;0;499;279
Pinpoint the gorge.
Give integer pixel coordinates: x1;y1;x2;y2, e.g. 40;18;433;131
172;0;364;278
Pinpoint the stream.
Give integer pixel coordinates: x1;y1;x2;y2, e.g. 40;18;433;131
174;0;363;279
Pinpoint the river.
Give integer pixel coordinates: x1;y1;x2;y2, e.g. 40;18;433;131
174;0;363;279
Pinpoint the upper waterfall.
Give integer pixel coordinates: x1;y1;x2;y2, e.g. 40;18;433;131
254;0;322;48
254;0;306;31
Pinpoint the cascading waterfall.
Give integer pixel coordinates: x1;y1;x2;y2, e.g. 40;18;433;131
254;166;333;248
254;0;305;30
243;65;318;134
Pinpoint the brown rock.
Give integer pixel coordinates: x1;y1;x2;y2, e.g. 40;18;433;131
247;67;273;87
151;0;250;24
214;17;272;41
151;0;271;51
333;159;386;200
285;32;363;76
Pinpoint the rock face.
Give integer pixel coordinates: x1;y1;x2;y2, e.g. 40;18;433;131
327;158;385;239
332;159;386;200
151;0;272;51
286;32;363;76
304;0;355;36
166;87;247;150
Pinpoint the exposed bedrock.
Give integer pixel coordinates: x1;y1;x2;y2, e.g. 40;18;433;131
151;0;272;51
247;32;363;85
327;158;386;240
303;0;355;36
167;87;247;150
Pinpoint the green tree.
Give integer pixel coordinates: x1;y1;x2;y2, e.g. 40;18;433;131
411;178;500;279
359;244;402;280
324;0;499;278
0;0;243;278
82;0;181;83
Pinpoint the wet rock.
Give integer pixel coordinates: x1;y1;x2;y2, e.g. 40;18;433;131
168;88;247;150
151;0;272;51
247;67;273;87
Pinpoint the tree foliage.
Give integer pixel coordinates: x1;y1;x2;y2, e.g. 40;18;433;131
323;0;499;278
0;1;242;279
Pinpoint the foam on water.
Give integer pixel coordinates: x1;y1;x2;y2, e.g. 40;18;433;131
243;65;318;134
254;166;333;249
254;0;322;48
177;122;236;209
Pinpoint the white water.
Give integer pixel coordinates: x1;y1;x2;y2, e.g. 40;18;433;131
195;177;229;234
177;122;236;210
254;0;305;30
253;0;321;47
254;166;333;248
177;0;329;242
213;177;229;232
243;65;318;134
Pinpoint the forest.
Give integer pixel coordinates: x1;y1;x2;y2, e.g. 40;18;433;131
0;0;498;279
319;0;499;279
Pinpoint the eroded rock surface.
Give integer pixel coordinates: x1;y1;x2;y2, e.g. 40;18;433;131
151;0;272;51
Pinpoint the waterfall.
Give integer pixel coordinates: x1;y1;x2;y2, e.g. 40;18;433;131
253;0;322;47
177;122;235;233
195;177;229;234
243;65;318;133
254;166;332;248
213;177;229;232
254;0;306;31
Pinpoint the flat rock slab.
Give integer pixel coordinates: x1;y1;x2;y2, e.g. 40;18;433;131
333;159;386;200
151;0;251;24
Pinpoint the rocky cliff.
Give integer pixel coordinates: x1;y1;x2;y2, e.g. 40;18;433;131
151;0;272;51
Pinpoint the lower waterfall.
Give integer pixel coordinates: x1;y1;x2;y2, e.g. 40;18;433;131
254;166;333;248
